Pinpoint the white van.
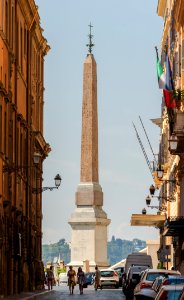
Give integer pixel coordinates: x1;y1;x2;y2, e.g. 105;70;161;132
125;253;152;274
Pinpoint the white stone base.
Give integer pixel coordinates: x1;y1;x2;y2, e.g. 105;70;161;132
68;206;111;271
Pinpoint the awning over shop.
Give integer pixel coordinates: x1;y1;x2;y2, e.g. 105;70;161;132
131;214;166;227
163;216;184;236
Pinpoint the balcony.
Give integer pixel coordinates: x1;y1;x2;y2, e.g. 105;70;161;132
163;216;184;236
131;214;165;227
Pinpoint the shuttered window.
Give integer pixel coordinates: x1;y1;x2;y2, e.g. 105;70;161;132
182;39;184;71
173;52;179;79
179;44;181;77
0;106;2;152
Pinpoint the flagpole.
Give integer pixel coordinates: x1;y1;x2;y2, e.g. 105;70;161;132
155;46;159;60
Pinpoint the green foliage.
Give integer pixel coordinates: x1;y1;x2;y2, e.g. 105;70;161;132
42;237;146;267
107;236;146;266
42;239;71;265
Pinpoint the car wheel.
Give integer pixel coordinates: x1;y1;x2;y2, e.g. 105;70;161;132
115;284;119;289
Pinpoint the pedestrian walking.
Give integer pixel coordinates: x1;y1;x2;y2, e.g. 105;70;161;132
94;265;101;291
47;266;54;290
77;267;85;295
67;266;76;295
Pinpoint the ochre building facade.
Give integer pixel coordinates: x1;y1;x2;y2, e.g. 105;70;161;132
0;0;50;296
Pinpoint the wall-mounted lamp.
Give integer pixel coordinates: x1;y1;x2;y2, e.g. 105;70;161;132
156;166;176;184
32;174;62;194
142;208;147;215
145;195;167;211
169;134;178;152
145;195;159;209
3;152;42;173
147;191;175;203
149;184;156;195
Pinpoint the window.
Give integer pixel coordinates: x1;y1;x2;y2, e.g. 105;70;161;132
4;111;7;155
5;1;8;38
20;26;23;71
182;39;184;71
24;26;27;56
0;105;2;152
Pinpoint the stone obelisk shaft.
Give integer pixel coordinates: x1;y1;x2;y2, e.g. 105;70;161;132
80;54;98;183
76;54;103;207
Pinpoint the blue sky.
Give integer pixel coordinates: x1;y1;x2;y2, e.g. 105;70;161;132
35;0;164;244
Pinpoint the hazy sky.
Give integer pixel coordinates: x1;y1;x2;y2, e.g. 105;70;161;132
35;0;164;244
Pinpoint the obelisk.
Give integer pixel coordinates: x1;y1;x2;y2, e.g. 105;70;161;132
68;25;111;271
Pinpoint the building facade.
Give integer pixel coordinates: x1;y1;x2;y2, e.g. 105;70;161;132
0;0;50;296
156;0;184;273
131;0;184;273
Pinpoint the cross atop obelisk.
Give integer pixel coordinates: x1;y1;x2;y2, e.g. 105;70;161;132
86;23;95;54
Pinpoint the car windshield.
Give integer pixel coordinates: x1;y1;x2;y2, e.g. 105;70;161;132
160;290;182;300
146;273;169;281
163;278;184;285
101;271;114;277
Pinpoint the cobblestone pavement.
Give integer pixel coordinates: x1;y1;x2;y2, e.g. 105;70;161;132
37;285;126;300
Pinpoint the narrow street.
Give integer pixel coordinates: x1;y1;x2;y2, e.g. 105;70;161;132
37;285;126;300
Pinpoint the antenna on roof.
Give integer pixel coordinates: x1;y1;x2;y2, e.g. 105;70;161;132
132;122;154;179
139;116;158;169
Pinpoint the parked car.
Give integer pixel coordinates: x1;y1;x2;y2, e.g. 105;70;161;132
123;265;148;299
133;288;157;300
134;268;181;296
85;272;95;285
155;285;183;300
179;287;184;299
114;267;124;287
100;269;119;289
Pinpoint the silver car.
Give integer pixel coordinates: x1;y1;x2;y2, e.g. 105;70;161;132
100;269;119;289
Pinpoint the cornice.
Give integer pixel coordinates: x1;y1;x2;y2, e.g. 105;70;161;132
18;0;50;56
32;130;51;157
157;0;167;17
174;0;184;31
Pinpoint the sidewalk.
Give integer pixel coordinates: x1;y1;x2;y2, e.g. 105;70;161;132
1;289;55;300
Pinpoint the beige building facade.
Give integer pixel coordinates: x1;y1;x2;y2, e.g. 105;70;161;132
131;0;184;273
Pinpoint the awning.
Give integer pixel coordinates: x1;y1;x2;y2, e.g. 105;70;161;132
163;216;184;236
131;214;166;227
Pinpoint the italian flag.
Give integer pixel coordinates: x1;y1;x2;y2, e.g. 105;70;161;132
156;57;166;89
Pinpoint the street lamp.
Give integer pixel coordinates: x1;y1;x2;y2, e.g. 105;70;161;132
156;166;164;180
156;166;176;184
145;195;167;211
145;195;159;209
149;184;156;196
3;152;42;172
146;195;151;206
32;174;62;194
142;208;147;215
169;134;178;152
